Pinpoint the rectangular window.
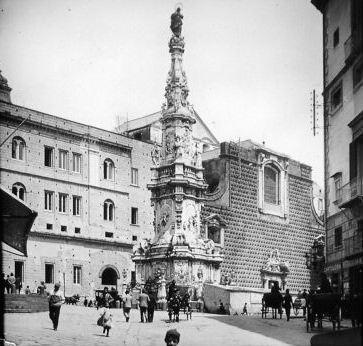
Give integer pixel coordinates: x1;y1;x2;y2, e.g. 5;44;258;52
15;261;24;282
61;225;67;232
44;146;54;167
333;28;339;47
131;168;139;186
331;83;343;112
44;191;54;211
73;196;81;216
59;150;68;170
105;232;114;238
353;60;363;88
45;263;54;284
75;227;81;234
58;193;67;213
334;227;343;248
72;153;82;173
131;207;138;225
73;266;82;284
334;176;342;201
46;223;53;230
132;235;138;241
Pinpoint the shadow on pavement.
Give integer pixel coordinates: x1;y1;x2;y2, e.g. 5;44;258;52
310;327;362;346
204;314;316;346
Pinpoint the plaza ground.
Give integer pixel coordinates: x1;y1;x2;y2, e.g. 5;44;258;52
4;305;358;346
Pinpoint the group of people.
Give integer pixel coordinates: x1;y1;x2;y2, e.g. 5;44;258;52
1;272;22;294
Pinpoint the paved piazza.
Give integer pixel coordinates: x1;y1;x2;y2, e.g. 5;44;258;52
4;305;351;346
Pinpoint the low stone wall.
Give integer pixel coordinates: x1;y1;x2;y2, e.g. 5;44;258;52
4;294;49;313
204;284;267;315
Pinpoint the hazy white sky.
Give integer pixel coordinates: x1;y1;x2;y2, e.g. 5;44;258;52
0;0;324;185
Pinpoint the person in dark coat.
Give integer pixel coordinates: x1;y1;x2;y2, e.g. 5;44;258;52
284;289;293;321
15;276;22;294
147;293;157;322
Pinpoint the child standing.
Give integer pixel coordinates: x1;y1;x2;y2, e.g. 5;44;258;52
100;308;112;337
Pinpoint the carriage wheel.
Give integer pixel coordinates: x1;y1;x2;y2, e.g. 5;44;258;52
294;307;299;316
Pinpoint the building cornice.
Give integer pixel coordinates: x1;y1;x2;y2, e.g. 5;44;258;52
0;108;133;154
29;231;133;250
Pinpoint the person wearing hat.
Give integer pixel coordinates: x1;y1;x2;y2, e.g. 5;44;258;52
48;282;65;331
165;329;180;346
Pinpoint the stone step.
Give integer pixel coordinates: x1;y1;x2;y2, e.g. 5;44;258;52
4;294;49;313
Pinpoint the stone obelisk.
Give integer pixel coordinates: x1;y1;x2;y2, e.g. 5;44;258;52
133;7;223;301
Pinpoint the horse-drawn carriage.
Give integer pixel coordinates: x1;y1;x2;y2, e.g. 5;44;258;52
261;291;283;319
306;293;341;332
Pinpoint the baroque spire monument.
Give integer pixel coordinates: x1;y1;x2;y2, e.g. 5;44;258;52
133;7;223;302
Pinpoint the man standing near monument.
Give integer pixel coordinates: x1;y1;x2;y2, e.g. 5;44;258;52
138;289;149;323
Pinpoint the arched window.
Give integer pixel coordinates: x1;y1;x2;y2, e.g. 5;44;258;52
103;199;114;221
12;183;26;201
12;137;26;161
103;159;115;180
264;165;280;205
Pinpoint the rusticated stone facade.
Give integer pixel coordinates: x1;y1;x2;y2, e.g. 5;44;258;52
202;141;324;295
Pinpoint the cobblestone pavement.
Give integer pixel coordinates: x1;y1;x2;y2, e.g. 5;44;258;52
4;306;351;346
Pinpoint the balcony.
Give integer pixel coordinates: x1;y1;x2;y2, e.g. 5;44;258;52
344;232;363;260
338;177;363;209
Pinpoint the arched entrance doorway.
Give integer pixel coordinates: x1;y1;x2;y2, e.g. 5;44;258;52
99;265;120;289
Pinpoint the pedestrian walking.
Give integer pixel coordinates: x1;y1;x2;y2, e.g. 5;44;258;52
8;273;16;294
25;285;31;294
164;329;180;346
147;293;157;322
48;282;65;330
241;302;248;315
284;289;293;321
122;289;132;322
138;289;149;322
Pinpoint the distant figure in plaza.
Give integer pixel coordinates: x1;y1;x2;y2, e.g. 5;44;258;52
25;285;31;295
138;289;150;322
218;300;226;314
301;289;307;320
147;293;157;322
241;302;248;315
88;299;93;307
100;287;113;308
84;297;88;307
8;273;16;294
5;275;11;294
283;289;293;322
38;281;46;295
48;282;65;331
170;7;183;37
165;329;180;346
122;289;133;322
320;273;333;293
15;276;22;294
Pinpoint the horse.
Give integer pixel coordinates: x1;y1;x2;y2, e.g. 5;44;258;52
261;291;283;319
306;293;342;332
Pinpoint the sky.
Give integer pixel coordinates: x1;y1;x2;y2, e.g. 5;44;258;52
0;0;324;185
